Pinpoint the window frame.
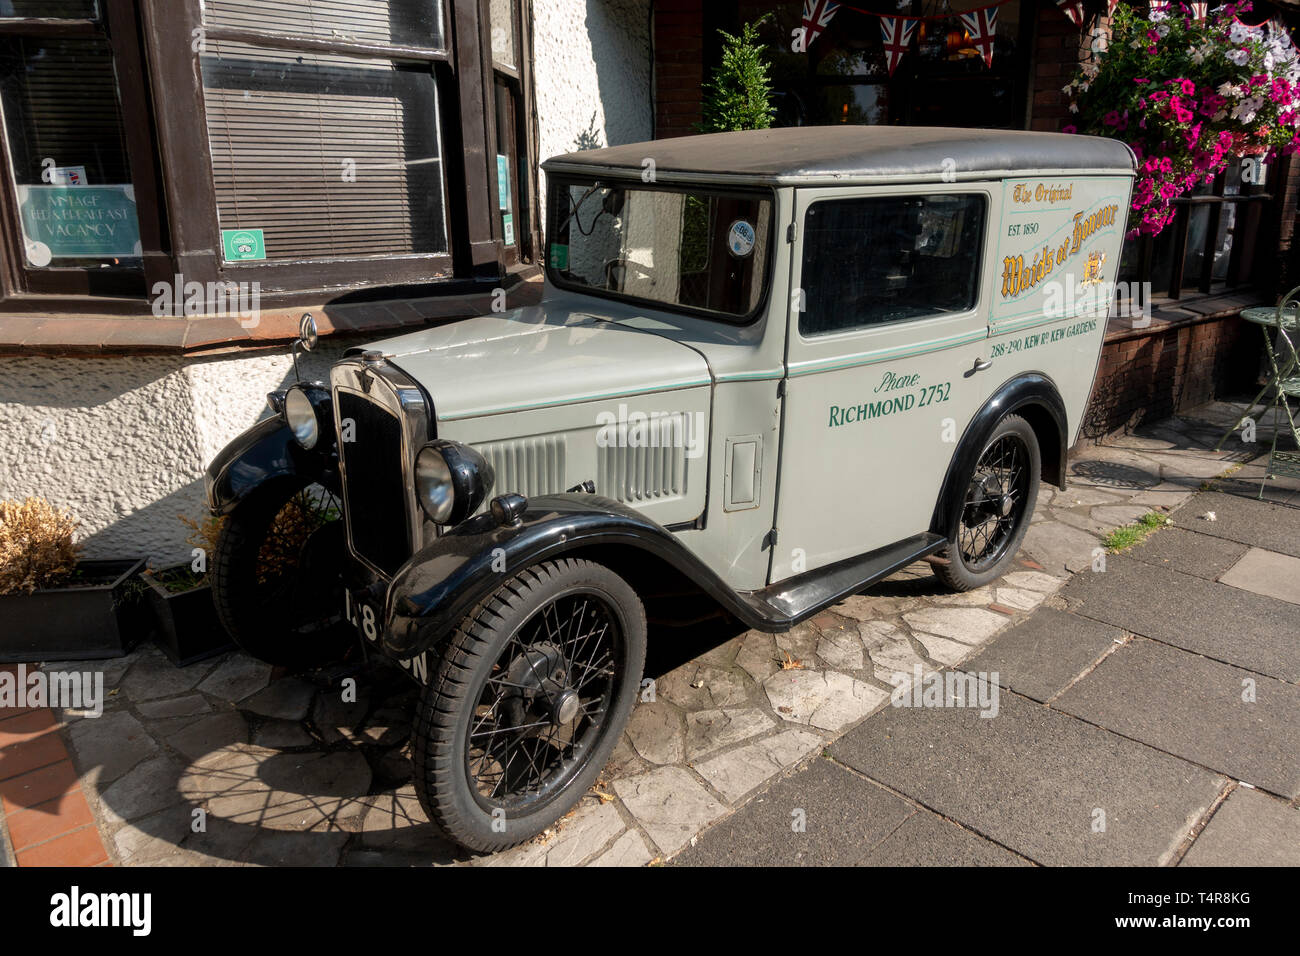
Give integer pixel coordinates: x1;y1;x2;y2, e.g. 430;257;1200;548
797;190;989;339
0;0;168;301
544;174;780;326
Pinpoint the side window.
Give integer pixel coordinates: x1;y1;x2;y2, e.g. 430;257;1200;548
799;193;985;337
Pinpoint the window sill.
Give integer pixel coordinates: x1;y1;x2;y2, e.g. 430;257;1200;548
0;268;543;357
1103;290;1267;344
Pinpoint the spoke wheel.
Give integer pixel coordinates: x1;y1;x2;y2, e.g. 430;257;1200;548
412;558;646;853
210;476;355;668
936;414;1040;592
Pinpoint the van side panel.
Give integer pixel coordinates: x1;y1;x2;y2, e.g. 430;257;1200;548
985;175;1135;446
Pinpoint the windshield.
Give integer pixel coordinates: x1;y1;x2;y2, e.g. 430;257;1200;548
547;178;773;320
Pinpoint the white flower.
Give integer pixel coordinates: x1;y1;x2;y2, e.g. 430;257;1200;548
1070;102;1079;113
1226;48;1250;66
1217;82;1237;97
1150;9;1168;22
1130;38;1145;50
1156;24;1170;37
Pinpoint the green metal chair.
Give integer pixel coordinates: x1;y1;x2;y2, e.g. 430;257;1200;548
1257;285;1300;495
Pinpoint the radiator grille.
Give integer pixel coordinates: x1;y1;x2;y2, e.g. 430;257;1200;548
336;391;410;575
476;436;567;498
597;413;691;503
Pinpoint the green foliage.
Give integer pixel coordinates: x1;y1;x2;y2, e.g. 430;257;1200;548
699;17;776;133
1103;511;1171;552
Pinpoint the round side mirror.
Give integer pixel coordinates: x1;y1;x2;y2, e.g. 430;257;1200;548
298;313;319;352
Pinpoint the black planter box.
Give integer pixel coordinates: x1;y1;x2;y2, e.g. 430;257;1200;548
0;558;150;663
142;564;234;667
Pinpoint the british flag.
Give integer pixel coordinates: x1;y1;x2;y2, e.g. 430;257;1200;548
878;16;918;76
801;0;841;50
958;7;999;68
1056;0;1086;26
1189;2;1208;18
1148;0;1170;14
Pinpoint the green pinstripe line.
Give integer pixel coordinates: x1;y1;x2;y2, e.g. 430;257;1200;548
989;310;1104;334
788;328;988;377
437;378;712;421
715;370;785;383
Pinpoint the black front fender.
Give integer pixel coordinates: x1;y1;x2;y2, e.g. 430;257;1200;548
384;494;750;660
205;416;338;515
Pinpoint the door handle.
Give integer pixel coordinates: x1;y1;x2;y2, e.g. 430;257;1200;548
970;357;993;374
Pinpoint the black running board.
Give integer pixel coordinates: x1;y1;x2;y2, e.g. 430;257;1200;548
734;532;946;632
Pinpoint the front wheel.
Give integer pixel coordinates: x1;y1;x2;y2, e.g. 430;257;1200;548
935;414;1040;592
411;558;647;853
209;476;356;668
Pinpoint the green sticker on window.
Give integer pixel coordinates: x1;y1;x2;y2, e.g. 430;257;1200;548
549;243;568;270
223;228;266;261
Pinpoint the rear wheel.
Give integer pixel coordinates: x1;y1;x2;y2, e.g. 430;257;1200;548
210;476;355;668
936;414;1040;592
411;558;646;853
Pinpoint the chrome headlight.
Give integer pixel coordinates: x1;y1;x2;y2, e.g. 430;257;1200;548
414;441;495;526
284;386;321;450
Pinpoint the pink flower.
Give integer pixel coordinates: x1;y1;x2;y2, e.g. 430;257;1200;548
1061;124;1078;134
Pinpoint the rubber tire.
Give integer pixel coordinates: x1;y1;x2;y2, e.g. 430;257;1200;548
935;414;1041;592
411;558;647;854
210;476;355;668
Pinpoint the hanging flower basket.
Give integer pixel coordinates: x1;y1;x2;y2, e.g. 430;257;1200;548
1063;2;1300;237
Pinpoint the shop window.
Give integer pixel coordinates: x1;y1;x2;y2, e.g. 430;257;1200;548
491;0;531;263
0;0;154;297
749;0;1030;130
800;193;985;335
200;2;452;271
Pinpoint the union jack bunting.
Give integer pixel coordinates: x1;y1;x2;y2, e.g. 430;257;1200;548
879;16;919;76
1056;0;1087;26
958;7;999;68
800;0;841;50
1148;0;1169;13
1107;0;1120;16
1190;2;1208;18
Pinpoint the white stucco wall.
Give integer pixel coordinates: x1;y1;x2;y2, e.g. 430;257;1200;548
0;346;347;565
532;0;652;199
0;3;655;564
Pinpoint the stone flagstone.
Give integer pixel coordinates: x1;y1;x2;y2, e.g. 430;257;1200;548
684;708;775;761
614;767;728;856
764;669;889;732
692;729;824;803
625;701;684;765
902;606;1010;646
815;629;865;670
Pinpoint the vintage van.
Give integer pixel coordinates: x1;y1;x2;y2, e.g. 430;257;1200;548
204;127;1135;851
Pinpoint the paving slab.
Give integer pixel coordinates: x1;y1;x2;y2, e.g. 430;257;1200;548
961;608;1121;703
690;728;824;803
858;809;1031;866
1180;491;1300;558
96;754;188;825
613;767;727;856
1125;526;1248;580
1060;555;1300;682
673;758;914;867
1181;787;1300;867
1054;638;1300;798
830;691;1225;865
1218;547;1300;605
1021;520;1103;575
65;711;157;786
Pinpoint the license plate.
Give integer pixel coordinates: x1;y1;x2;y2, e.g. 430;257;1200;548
343;590;431;684
344;590;381;645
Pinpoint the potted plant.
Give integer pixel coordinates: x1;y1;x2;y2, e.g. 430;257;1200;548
0;497;149;662
141;515;233;667
1063;1;1300;237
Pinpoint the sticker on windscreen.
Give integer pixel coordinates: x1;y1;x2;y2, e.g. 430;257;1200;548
727;220;756;258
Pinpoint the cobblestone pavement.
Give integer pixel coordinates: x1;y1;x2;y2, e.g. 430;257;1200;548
7;401;1285;866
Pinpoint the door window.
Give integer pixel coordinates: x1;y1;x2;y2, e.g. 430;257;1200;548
799;193;985;336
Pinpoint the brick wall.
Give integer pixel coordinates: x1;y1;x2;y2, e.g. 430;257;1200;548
653;1;704;139
1079;315;1258;442
1028;5;1099;132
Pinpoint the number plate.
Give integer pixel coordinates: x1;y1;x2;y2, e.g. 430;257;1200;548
344;590;432;684
344;590;381;645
